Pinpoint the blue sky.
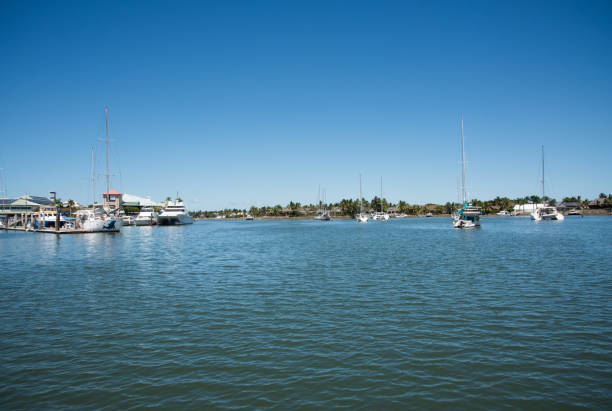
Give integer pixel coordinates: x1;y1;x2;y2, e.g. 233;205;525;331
1;0;610;209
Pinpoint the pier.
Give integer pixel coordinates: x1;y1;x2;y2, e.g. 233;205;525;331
3;227;119;234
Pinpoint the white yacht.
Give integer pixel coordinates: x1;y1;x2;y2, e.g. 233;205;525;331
157;200;193;225
245;214;254;220
135;207;158;226
118;210;135;226
531;146;564;222
76;208;120;231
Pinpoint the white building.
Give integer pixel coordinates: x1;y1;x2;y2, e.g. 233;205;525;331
513;204;545;214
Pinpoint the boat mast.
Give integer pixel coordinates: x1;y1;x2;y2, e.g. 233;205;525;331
541;145;545;202
105;107;110;198
359;174;363;214
91;147;95;208
380;176;383;213
461;114;466;205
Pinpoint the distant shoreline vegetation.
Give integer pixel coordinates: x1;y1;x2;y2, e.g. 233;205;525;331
189;194;612;219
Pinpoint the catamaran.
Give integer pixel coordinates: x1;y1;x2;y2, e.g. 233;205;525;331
531;145;564;221
356;174;368;223
452;115;482;228
157;200;193;225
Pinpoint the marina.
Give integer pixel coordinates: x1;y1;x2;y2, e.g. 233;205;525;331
2;1;611;409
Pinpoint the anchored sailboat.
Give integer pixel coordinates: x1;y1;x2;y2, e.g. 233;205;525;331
371;177;389;221
356;174;368;223
452;114;482;228
314;185;331;220
530;145;564;221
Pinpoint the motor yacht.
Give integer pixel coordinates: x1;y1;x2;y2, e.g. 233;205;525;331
135;207;158;226
157;200;193;225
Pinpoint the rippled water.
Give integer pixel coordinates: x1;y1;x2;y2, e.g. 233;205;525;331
1;217;611;408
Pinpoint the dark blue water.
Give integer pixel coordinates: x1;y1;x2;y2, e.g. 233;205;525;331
1;217;611;408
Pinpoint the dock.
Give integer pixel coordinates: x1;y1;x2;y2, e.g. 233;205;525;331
3;227;120;234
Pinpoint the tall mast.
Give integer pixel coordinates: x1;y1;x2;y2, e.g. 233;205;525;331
461;114;466;205
91;147;95;207
105;107;110;198
359;174;363;214
380;176;383;212
541;145;545;201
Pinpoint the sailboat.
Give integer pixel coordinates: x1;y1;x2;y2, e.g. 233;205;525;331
530;145;564;221
76;107;120;232
371;177;389;221
452;115;482;228
356;174;368;223
314;185;331;220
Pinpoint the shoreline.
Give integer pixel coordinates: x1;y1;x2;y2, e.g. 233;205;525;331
194;209;610;222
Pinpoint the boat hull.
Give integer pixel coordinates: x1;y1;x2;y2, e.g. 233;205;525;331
356;214;368;223
135;218;156;226
157;214;193;225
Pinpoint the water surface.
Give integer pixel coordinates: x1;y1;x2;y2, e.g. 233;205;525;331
1;217;611;408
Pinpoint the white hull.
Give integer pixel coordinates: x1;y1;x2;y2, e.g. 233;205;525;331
531;209;564;221
356;213;368;223
453;218;479;229
77;209;120;231
135;219;155;226
371;213;389;221
121;216;135;226
157;213;193;225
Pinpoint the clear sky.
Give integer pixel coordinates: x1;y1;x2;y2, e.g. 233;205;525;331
1;0;611;209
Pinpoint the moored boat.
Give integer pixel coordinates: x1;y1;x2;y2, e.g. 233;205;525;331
530;146;564;222
135;207;158;226
76;208;120;231
356;174;368;223
157;200;193;225
452;115;482;229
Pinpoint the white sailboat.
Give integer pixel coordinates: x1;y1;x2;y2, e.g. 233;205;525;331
356;174;368;223
452;114;482;228
77;110;120;232
371;177;389;221
314;186;331;221
531;145;564;221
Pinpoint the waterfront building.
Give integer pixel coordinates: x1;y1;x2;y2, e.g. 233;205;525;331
0;195;54;215
513;203;545;214
102;190;122;211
